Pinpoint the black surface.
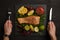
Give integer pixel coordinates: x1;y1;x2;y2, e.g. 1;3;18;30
0;0;60;40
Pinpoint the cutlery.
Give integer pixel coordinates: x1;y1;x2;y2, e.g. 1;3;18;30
8;12;12;20
49;8;52;21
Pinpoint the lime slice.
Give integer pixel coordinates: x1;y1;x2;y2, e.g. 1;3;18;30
34;27;39;32
39;25;45;31
24;25;30;31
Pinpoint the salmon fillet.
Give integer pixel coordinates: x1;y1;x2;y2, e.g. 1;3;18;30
18;16;40;25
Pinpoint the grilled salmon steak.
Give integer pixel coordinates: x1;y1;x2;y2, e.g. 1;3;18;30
18;16;40;25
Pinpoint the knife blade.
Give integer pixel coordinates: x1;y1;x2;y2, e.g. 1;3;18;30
49;8;52;21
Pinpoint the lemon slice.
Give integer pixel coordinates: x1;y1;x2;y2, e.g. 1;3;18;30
24;25;30;31
30;25;34;31
28;10;34;16
18;6;28;15
34;27;39;32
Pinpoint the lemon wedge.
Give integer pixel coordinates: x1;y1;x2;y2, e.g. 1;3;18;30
30;25;34;31
28;10;34;16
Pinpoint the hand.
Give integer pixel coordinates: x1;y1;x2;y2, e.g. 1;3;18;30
4;20;13;36
47;21;57;40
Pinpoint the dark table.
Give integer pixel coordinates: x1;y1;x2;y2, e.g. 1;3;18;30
0;0;60;40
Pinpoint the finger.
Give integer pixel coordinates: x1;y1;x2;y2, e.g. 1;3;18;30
8;20;12;24
47;22;50;30
50;21;54;29
5;20;9;24
51;22;55;26
9;23;13;28
5;20;11;25
48;21;51;26
5;20;12;27
52;22;56;31
47;25;50;31
4;20;9;27
8;20;12;28
48;22;52;28
48;21;53;30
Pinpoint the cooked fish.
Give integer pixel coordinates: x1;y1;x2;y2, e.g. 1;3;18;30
18;16;40;25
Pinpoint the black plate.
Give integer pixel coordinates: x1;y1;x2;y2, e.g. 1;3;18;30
15;4;48;36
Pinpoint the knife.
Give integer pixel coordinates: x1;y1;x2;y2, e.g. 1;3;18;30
49;8;52;21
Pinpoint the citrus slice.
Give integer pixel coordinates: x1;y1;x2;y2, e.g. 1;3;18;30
24;25;30;31
34;27;39;32
30;25;34;31
28;10;34;16
18;6;28;15
39;25;45;31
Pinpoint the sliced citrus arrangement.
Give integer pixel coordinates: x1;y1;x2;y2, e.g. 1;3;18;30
18;6;28;15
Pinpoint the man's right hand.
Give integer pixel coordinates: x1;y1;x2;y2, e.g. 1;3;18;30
47;21;57;40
